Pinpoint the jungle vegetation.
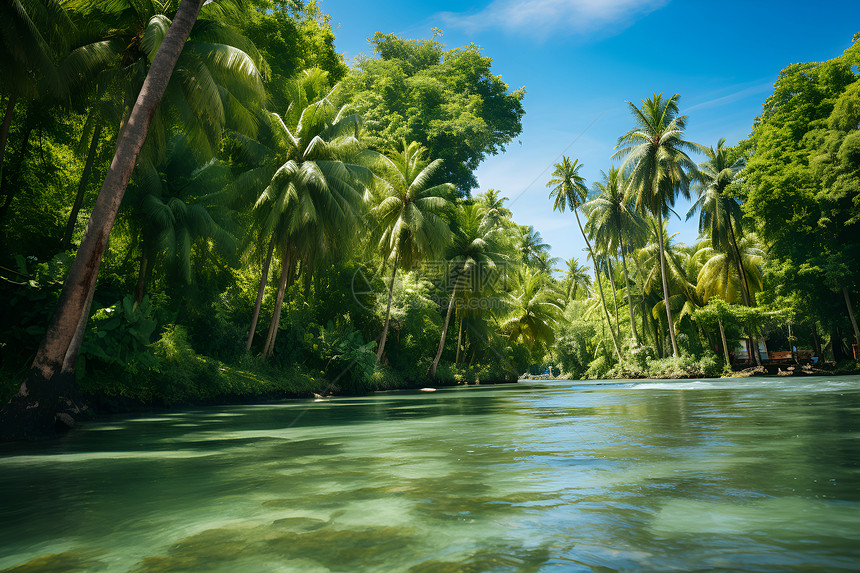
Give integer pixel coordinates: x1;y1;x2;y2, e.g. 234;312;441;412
0;0;858;437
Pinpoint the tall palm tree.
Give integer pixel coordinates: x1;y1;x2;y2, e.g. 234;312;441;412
371;140;453;361
614;93;701;357
56;0;265;236
584;167;646;344
687;138;749;302
243;69;373;358
558;257;591;301
547;156;621;360
5;0;207;439
428;203;500;379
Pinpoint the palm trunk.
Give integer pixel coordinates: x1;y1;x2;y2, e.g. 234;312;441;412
727;221;760;365
656;211;679;357
263;251;291;360
0;94;16;193
62;124;102;249
843;287;860;358
455;313;464;365
606;256;621;331
429;282;459;379
577;210;621;360
134;249;148;304
246;234;276;352
718;318;730;368
1;0;205;440
618;236;640;344
376;252;399;362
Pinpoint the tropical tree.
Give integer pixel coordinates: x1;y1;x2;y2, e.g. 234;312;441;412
583;166;646;343
476;188;512;230
429;203;500;378
686;139;750;298
242;69;373;358
516;225;552;270
501;267;563;353
547;156;621;360
129;135;236;303
3;0;208;439
558;257;591;301
370;140;453;361
614;93;701;357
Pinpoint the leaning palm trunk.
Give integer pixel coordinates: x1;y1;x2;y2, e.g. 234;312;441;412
1;0;205;440
843;287;860;357
455;314;464;365
618;236;640;344
262;251;292;360
246;234;277;352
429;282;460;379
656;211;680;357
376;252;399;362
576;209;621;360
62;124;103;249
606;257;621;330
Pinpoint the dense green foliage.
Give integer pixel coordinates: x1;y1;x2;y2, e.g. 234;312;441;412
0;0;858;413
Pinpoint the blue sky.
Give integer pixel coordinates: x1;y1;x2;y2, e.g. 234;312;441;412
321;0;860;265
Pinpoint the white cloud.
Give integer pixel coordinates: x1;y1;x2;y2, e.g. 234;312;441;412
438;0;669;38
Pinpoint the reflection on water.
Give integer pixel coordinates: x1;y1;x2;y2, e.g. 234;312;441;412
1;376;859;571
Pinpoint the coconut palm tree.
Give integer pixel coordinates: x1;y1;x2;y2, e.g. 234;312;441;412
558;257;591;301
687;138;750;301
428;203;501;379
547;156;621;360
243;69;374;358
614;93;701;357
371;140;453;361
129;135;236;303
476;188;512;230
583;166;646;343
6;0;208;439
501;267;563;353
516;225;552;270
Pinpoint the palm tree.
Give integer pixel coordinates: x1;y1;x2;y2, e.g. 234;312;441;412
558;257;591;301
614;93;701;357
428;204;500;379
0;0;70;189
5;0;207;439
547;156;621;360
129;135;236;303
501;268;563;353
57;0;265;242
476;188;512;230
584;166;646;344
371;140;453;361
243;69;373;358
516;225;552;270
687;138;749;301
695;234;765;365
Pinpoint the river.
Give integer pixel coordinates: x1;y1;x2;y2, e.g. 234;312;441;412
1;376;859;571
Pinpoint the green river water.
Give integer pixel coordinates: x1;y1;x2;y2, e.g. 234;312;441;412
1;376;859;572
